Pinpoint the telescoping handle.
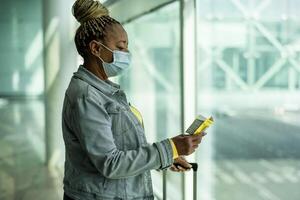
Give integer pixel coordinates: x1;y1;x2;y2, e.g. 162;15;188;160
190;163;198;200
189;162;198;172
163;163;198;200
174;162;198;171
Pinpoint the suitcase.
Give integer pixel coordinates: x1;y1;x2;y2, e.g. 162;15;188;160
162;162;198;200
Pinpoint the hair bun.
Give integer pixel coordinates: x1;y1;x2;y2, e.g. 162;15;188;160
72;0;109;24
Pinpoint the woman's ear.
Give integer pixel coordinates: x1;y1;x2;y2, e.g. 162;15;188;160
89;40;102;57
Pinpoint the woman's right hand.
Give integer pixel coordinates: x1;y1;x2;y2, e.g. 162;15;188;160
171;132;206;156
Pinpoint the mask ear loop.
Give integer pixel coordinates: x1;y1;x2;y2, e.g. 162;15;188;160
98;42;113;53
95;42;109;64
98;55;105;63
97;42;115;65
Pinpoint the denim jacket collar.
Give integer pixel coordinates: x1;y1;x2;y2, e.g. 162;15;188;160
73;65;120;95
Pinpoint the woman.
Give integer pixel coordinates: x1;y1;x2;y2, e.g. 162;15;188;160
62;0;204;199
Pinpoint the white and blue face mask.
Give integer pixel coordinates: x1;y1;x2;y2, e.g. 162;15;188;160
98;43;132;77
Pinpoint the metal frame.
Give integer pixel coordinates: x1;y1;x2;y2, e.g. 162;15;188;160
179;1;185;198
180;0;198;199
199;0;300;91
108;0;176;24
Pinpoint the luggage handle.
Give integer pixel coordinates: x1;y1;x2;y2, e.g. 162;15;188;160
174;162;198;171
163;163;198;200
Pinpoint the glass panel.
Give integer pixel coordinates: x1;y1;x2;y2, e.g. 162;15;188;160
196;0;300;199
121;2;182;199
0;0;44;96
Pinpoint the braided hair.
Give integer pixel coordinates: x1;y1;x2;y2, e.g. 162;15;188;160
72;0;120;58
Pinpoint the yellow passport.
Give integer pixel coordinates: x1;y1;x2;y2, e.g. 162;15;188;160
186;115;214;135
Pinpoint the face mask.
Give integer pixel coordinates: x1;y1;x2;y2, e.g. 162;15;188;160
97;43;132;77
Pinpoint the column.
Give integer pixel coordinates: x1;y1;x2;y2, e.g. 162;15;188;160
42;0;77;167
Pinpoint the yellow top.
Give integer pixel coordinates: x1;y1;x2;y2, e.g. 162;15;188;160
169;139;179;159
129;105;144;127
130;105;178;159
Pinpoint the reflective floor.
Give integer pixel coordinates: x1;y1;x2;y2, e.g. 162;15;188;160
195;109;300;200
0;99;63;200
0;99;299;200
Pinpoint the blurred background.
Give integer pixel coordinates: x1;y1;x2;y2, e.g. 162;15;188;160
0;0;300;199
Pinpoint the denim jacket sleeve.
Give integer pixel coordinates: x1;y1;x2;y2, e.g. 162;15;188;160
73;96;173;179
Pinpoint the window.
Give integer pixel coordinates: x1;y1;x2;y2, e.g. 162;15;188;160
120;2;182;199
196;0;300;199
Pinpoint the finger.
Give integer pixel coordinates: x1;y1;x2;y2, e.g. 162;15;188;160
174;163;184;170
191;133;203;139
174;167;181;172
179;157;189;164
170;166;179;172
182;167;191;172
191;139;202;146
191;134;203;142
194;135;203;143
177;164;192;170
177;165;185;171
175;158;192;168
177;159;192;169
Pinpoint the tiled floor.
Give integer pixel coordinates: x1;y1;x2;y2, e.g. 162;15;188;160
1;99;300;200
0;99;63;200
195;109;300;200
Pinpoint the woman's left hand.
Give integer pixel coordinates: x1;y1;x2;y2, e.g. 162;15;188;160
169;156;192;172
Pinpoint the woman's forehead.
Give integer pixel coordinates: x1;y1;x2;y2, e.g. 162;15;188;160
105;24;128;43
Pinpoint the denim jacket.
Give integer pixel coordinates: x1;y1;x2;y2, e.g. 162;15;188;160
62;66;174;200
